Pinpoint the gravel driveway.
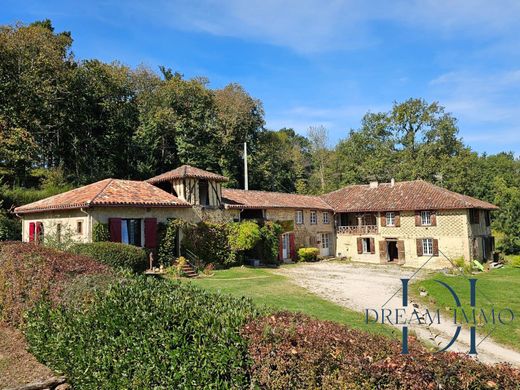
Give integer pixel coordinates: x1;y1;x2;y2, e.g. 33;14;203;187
276;261;520;366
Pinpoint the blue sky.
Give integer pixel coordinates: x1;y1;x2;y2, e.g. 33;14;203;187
2;0;520;154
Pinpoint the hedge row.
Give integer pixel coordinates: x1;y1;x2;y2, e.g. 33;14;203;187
69;241;147;272
242;312;520;389
25;277;262;389
0;242;111;326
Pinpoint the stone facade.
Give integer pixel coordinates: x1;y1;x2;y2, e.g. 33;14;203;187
335;209;493;269
264;208;335;256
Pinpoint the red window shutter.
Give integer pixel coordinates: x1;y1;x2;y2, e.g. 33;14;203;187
357;238;363;254
415;211;421;226
35;222;43;244
416;239;423;256
278;235;283;261
369;238;375;254
380;213;387;227
144;218;157;249
395;212;401;227
430;211;437;226
433;239;439;256
29;222;35;242
289;233;296;260
109;218;122;242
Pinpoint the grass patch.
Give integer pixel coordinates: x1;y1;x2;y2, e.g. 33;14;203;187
185;266;396;338
411;266;520;350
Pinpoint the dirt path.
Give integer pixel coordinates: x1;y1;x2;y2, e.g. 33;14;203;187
0;325;57;389
276;261;520;366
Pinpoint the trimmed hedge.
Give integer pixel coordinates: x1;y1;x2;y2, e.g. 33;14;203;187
69;242;147;272
298;247;319;262
242;312;520;389
25;277;262;389
0;242;111;326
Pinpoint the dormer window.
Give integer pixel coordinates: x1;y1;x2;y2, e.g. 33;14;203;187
199;180;210;206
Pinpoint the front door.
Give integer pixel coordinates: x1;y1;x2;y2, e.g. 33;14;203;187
320;233;330;256
282;233;290;259
387;240;398;262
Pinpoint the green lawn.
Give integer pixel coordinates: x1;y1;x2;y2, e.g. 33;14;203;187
184;266;396;338
411;266;520;350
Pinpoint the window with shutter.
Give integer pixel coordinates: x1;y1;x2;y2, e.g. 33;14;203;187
29;222;35;242
421;211;431;226
386;212;395;226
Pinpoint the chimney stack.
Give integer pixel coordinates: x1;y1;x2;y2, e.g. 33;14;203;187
390;178;395;187
369;180;379;188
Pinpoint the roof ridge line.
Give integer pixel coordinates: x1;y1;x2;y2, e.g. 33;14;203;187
89;178;114;205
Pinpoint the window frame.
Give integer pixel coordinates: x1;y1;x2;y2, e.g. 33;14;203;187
422;238;433;256
420;211;431;226
295;210;304;225
310;210;317;225
322;212;329;224
362;237;371;254
121;218;142;247
77;221;83;234
386;212;395;227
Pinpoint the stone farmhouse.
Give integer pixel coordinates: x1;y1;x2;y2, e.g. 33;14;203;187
14;165;497;269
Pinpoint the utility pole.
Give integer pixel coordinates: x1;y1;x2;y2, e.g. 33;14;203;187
244;142;248;190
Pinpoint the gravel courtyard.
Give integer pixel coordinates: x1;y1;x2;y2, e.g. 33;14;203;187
276;261;520;366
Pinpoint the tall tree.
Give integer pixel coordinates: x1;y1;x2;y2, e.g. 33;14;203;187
307;125;331;193
214;83;264;187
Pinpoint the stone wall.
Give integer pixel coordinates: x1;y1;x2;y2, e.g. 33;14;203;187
265;208;335;253
335;209;473;269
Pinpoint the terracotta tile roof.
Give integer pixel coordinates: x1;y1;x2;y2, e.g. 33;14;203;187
321;180;498;213
146;165;228;184
14;179;190;214
222;189;332;210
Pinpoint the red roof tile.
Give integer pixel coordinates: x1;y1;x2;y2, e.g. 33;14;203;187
14;179;190;214
146;165;228;184
222;189;332;210
321;180;498;212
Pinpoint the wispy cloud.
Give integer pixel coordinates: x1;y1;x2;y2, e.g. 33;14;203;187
125;0;520;54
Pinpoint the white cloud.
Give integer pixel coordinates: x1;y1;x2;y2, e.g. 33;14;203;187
124;0;520;53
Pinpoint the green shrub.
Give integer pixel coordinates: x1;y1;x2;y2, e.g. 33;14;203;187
182;222;235;266
228;221;261;252
0;242;110;326
158;219;187;266
69;242;147;273
253;221;283;264
506;255;520;268
242;312;520;389
25;277;262;389
0;212;21;241
92;223;110;242
298;247;319;262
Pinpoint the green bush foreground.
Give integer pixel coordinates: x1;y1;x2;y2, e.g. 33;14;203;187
25;277;261;389
0;242;517;389
69;241;147;272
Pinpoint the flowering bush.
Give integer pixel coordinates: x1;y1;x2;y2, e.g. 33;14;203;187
242;312;520;389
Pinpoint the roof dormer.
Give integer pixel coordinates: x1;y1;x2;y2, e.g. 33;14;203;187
146;165;228;207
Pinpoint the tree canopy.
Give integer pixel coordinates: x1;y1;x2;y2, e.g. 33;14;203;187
0;20;519;253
